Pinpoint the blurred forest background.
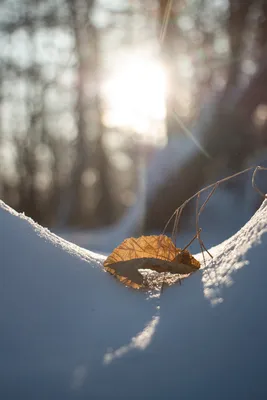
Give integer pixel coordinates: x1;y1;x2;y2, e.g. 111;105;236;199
1;0;267;234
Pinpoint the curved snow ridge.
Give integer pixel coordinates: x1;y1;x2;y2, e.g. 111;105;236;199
201;198;267;305
0;200;105;265
2;199;267;399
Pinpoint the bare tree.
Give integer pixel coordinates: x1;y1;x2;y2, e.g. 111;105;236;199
158;0;181;139
144;0;267;232
63;0;113;228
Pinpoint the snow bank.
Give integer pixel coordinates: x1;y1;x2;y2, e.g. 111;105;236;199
1;198;267;399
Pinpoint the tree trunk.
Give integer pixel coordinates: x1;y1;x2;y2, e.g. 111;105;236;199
61;0;113;228
158;0;180;139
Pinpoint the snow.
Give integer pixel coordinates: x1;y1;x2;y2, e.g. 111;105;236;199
57;134;199;254
59;134;246;253
59;113;258;254
1;198;267;399
59;181;253;256
144;134;201;201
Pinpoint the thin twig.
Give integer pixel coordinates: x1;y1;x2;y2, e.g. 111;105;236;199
252;166;267;199
163;165;267;263
159;0;173;44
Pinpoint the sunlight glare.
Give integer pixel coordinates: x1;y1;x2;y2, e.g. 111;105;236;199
103;55;166;141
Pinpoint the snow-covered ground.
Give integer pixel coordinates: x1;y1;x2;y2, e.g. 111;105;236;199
57;134;200;254
58;181;255;256
59;132;258;254
1;196;267;399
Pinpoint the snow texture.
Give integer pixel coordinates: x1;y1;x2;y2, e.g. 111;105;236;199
59;127;256;254
57;134;198;254
1;198;267;399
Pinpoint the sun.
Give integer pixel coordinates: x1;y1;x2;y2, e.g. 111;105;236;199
102;54;166;142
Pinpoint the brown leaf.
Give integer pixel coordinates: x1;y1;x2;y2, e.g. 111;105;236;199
103;235;200;289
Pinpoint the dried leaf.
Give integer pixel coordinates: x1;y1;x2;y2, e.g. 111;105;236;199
104;235;200;289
